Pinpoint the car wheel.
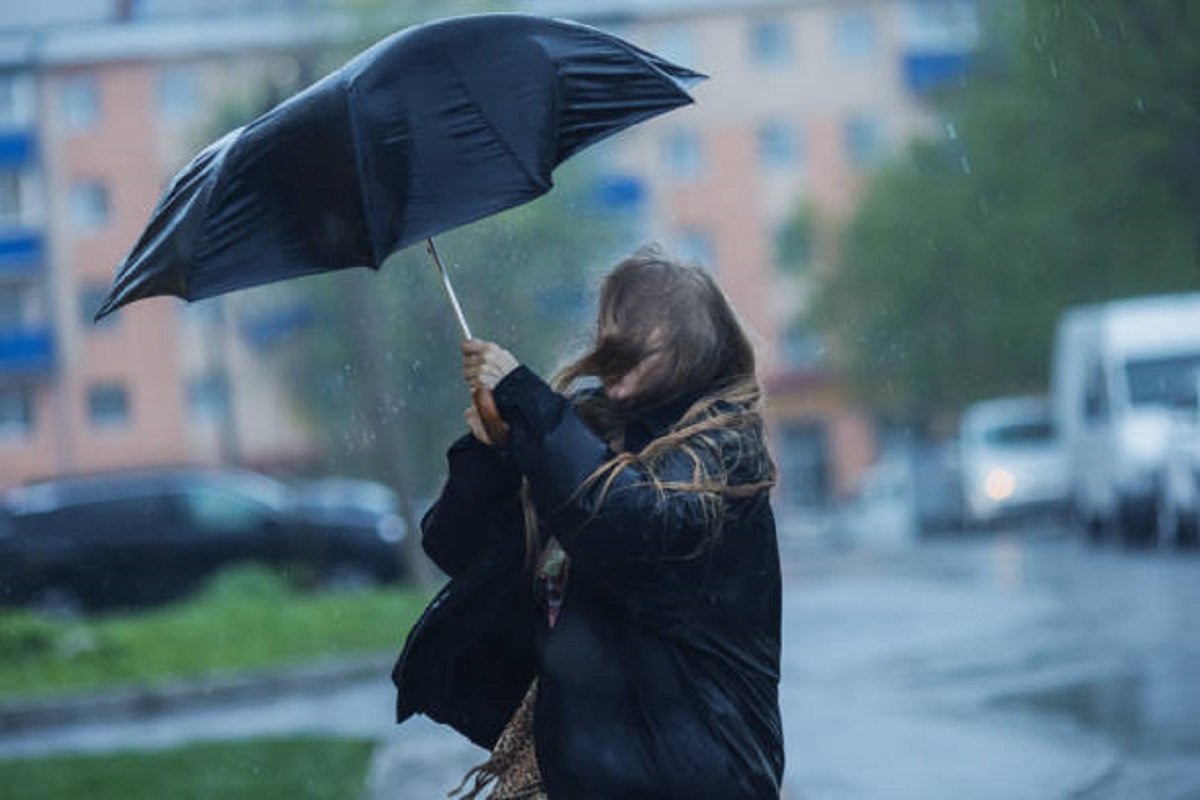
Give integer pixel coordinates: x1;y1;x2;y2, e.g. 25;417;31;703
321;563;378;594
1156;491;1179;548
1178;513;1200;549
29;587;84;619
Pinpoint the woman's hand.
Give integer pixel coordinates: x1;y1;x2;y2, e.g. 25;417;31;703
461;339;519;390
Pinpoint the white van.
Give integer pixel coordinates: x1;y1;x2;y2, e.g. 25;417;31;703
1050;294;1200;544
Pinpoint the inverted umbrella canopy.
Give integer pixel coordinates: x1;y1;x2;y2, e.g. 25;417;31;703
94;13;704;321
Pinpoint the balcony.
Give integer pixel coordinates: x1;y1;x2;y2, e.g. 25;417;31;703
239;302;315;349
903;51;972;94
0;129;36;169
0;326;55;376
0;229;43;276
592;174;646;212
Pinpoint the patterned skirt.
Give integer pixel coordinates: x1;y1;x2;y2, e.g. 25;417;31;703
449;679;546;800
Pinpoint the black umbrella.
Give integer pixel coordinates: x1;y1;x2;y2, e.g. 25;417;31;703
93;13;704;325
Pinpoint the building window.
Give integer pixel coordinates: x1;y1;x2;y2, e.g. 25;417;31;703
187;373;229;421
758;121;799;169
779;421;830;507
653;24;697;69
70;180;110;231
60;77;100;132
844;114;884;167
88;384;130;429
663;130;703;179
677;227;715;270
80;284;117;329
775;208;814;275
0;388;33;441
156;66;200;123
749;19;792;66
783;324;826;369
0;73;33;128
835;9;878;60
902;0;978;50
0;281;24;326
0;75;16;126
0;170;22;225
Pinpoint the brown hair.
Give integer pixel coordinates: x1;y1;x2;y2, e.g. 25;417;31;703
521;246;776;570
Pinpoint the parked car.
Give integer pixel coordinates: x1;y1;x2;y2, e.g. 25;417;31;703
0;467;407;614
911;438;965;534
958;396;1069;528
1051;293;1200;544
832;452;918;549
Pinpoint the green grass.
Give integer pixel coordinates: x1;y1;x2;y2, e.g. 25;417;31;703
0;737;375;800
0;567;431;700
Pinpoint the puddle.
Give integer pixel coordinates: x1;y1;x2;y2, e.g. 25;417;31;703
995;655;1200;756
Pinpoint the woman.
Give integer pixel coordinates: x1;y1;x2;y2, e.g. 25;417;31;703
392;248;784;799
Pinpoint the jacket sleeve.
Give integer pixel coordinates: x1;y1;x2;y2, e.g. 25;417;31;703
421;433;523;577
492;367;717;568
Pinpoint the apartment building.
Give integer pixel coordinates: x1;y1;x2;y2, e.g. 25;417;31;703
0;4;333;487
0;0;976;507
527;0;977;506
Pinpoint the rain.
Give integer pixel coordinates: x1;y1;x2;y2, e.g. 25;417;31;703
1;0;1199;799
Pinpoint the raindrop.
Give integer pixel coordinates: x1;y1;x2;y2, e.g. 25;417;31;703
1049;58;1059;79
1134;96;1145;113
945;122;958;140
959;156;972;174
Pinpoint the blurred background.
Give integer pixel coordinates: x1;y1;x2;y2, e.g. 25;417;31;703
0;0;1197;798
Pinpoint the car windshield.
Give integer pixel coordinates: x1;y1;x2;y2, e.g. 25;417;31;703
1125;353;1200;408
207;473;293;514
297;480;397;513
983;419;1055;445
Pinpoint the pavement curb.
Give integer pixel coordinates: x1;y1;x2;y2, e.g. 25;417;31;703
0;652;395;735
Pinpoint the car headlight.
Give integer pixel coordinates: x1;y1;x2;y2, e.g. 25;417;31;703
376;514;406;543
984;468;1017;502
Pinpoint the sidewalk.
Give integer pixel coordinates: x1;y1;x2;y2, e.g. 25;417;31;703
0;654;394;737
364;718;486;800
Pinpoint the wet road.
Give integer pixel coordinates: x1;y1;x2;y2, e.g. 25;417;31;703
778;531;1200;799
3;529;1199;799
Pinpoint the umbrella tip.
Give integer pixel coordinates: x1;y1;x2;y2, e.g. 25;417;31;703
92;295;117;324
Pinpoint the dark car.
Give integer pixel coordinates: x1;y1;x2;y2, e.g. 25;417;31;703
0;468;407;614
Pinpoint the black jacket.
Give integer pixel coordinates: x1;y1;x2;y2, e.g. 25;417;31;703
393;367;784;799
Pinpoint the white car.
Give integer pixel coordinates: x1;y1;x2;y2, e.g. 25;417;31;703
959;396;1069;528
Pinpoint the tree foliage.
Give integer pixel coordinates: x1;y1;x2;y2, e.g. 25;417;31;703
813;0;1200;418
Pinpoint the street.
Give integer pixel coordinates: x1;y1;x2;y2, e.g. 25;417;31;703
4;528;1199;799
777;530;1200;799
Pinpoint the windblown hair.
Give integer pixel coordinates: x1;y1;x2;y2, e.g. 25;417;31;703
521;247;776;569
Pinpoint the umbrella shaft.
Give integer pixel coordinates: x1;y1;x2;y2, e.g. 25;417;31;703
425;238;472;341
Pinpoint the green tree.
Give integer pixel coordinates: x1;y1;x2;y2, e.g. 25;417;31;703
811;0;1200;419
